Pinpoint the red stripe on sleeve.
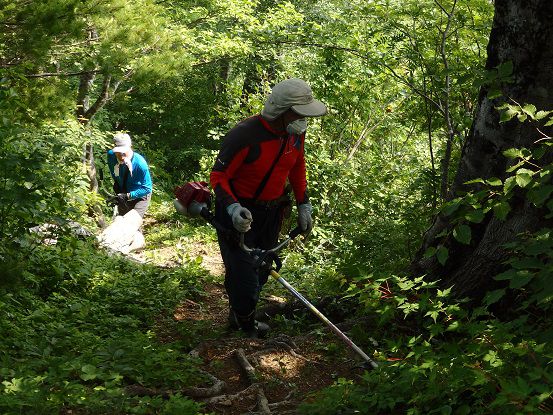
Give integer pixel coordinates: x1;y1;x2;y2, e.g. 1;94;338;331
210;147;249;208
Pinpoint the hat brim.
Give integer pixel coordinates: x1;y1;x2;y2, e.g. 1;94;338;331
112;146;131;153
291;99;327;117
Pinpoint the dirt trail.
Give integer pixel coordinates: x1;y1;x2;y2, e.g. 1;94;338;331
171;282;368;415
133;222;369;414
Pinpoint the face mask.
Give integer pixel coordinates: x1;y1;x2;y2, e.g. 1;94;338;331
286;118;307;135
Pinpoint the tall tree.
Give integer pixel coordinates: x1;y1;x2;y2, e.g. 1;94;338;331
413;0;553;298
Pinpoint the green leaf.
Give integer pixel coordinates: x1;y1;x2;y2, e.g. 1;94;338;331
503;148;523;159
506;160;525;173
515;377;531;396
446;321;460;331
521;104;537;119
527;184;553;206
509;270;533;289
494;269;517;281
453;224;471;245
488;87;503;100
436;246;449;266
465;209;484;223
425;310;439;323
533;146;546;159
493;201;511;220
437;287;452;297
499;107;517;122
484;288;506;306
515;171;533;188
442;198;462;216
464;178;485;185
486;177;503;186
504;176;517;193
535;110;551;120
80;364;99;381
517;113;527;122
511;257;543;270
424;246;437;258
455;405;471;415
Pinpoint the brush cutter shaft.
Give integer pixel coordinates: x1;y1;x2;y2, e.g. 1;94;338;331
179;198;379;369
239;226;302;256
270;270;378;369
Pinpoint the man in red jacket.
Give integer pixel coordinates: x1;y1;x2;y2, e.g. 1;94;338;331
210;78;327;338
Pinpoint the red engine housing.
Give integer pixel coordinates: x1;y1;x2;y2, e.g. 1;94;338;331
174;181;211;209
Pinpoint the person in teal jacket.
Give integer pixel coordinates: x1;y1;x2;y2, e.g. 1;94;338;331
106;132;153;217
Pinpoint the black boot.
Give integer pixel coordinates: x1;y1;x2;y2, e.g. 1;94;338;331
228;307;240;330
230;309;270;339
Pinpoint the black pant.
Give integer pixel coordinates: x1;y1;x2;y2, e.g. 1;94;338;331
117;194;151;218
215;199;283;316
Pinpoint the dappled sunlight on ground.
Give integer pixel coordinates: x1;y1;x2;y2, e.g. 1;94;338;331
140;216;371;414
133;236;225;276
154;281;369;414
257;351;306;378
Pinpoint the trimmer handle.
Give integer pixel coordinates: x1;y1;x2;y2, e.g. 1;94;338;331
289;226;303;240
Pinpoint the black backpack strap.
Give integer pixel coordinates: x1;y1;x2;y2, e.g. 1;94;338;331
252;138;286;200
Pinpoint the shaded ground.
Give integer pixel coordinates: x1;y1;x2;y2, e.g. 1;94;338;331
131;218;371;414
166;282;369;415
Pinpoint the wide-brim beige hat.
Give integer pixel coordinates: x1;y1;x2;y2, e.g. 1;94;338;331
262;78;327;121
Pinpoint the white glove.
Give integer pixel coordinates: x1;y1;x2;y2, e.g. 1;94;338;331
297;203;313;233
226;203;253;233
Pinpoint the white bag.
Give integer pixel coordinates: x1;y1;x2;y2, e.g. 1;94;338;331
98;209;145;253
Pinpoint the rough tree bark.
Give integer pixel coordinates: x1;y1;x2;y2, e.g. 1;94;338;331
412;0;553;298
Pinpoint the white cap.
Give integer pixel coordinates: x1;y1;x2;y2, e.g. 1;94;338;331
112;133;132;153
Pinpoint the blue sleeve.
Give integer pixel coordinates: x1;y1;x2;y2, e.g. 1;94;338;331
129;154;153;200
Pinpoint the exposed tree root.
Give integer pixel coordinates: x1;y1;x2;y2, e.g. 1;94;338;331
124;370;225;399
210;342;303;414
204;383;262;405
140;308;364;415
235;347;257;383
255;387;271;414
181;371;226;398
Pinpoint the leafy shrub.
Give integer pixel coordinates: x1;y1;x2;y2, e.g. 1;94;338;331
0;235;208;414
0;120;109;242
302;123;553;414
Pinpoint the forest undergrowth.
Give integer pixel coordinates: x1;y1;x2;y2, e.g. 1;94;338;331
2;187;552;414
0;199;385;415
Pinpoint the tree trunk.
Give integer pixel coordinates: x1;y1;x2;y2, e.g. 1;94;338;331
412;0;553;298
76;71;95;122
76;70;111;228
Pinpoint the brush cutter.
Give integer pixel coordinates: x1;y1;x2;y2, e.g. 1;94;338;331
174;182;378;369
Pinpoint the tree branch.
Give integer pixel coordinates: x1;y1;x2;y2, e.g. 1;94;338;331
26;70;99;78
82;73;111;124
437;0;459;199
267;39;446;116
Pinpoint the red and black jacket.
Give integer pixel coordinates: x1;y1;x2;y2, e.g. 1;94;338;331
210;115;308;209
